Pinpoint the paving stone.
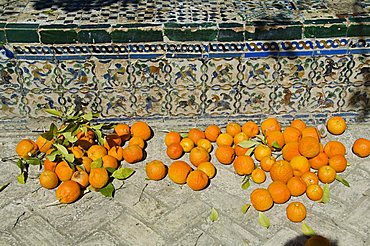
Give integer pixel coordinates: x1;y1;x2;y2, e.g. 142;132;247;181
0;232;23;246
0;202;29;231
171;228;221;246
76;230;123;246
345;197;370;238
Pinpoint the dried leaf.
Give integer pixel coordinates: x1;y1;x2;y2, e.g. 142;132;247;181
112;168;135;180
241;204;251;214
210;208;219;222
302;223;316;236
258;212;270;228
321;184;330;204
238;140;258;149
336;174;350;187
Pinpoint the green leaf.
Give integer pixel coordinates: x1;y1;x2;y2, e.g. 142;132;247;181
45;109;63;117
238;140;258;149
302;223;316;236
62;132;78;143
82;112;93;121
58;122;79;134
91;158;103;169
66;105;75;117
46;150;60;162
242;204;251;214
25;157;41;166
210;208;219;222
180;133;188;138
90;124;105;130
0;182;10;192
41;123;58;141
99;183;115;197
258;212;270;228
80;126;88;134
53;144;69;156
105;167;116;173
92;129;104;145
17;172;26;184
241;179;250;190
112;168;135;180
336;174;350;187
245;147;255;156
271;141;281;149
64;154;75;163
321;184;330;204
16;159;25;170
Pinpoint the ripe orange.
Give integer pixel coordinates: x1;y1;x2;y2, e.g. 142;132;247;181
251;168;266;184
187;128;205;146
226;122;242;137
122;145;144;164
233;132;249;146
44;158;57;172
215;145;235;165
166;143;184;160
108;146;124;161
216;133;234;147
298;137;320;158
352;138;370;158
102;155;119;169
146;160;167;181
130;121;152;141
308;152;329;170
76;127;95;140
70;146;84;159
71;170;90;188
55;161;74;181
282;141;301;161
164;131;182;147
168;161;192;184
204;125;221;142
103;133;122;150
180;137;195;153
283;126;302;143
233;155;255;175
286;202;306;222
287;177;307;197
189;146;210;167
266;130;285;149
128;136;145;149
323;141;346;158
301;127;320;141
197;162;216;179
317;165;336;184
242;121;259;138
36;135;54;153
250;188;274;212
114;123;131;140
270;160;294;184
326;116;346;135
197;139;213;153
306;184;323;201
260;155;276;172
89;167;109;189
254;144;272;161
186;170;209;191
268;181;291;204
301;171;319;186
234;144;249;156
290;119;306;132
87;145;108;161
290;156;310;177
56;180;81;204
16;139;38;159
328;154;347;173
39;170;59;189
81;157;92;173
261;118;281;135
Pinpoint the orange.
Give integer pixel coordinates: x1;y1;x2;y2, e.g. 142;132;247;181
254;144;272;161
250;188;274;212
189;146;210;167
44;158;57;172
308;152;329;170
146;160;167;181
197;138;213;153
130;121;152;141
260;155;276;172
251;168;266;184
164;131;182;147
261;118;281;135
108;146;123;161
326;116;346;135
36;135;54;153
56;180;81;204
287;176;307;196
114;123;131;141
286;202;306;222
283;126;302;143
234;144;249;156
323;141;346;158
304;235;331;246
268;181;291;204
55;161;74;181
128;136;145;149
242;121;259;138
87;145;107;161
233;155;255;175
282;141;301;161
168;160;192;184
15;139;38;159
186;170;209;191
70;146;84;159
215;145;235;165
328;154;347;173
233;132;249;146
204;125;221;142
317;165;336;184
226;122;242;137
166;143;184;160
81;157;93;173
216;133;234;146
266;130;285;149
301;127;320;141
270;160;294;183
352;138;370;158
102;155;119;169
122;145;144;164
290;156;310;177
180;137;195;153
290;119;306;132
301;171;319;186
298;136;320;158
39;170;59;189
306;184;323;201
197;162;216;179
89;167;109;189
103;133;122;150
187;128;205;146
76;127;95;140
71;170;89;188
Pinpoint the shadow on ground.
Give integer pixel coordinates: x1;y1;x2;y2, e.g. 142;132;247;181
284;234;338;246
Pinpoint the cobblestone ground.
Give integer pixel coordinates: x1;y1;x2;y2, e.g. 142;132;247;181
0;122;369;246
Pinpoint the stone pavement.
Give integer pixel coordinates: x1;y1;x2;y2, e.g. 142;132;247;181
0;121;369;246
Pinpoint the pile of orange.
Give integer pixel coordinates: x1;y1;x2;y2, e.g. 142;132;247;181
15;119;152;204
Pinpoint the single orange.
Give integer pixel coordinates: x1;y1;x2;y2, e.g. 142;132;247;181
298;136;321;158
187;128;205;146
233;132;249;146
266;130;285;150
286;202;306;222
260;155;276;172
146;160;167;181
55;161;74;181
204;125;221;142
290;156;310;177
189;146;210;167
261;118;281;135
242;121;259;138
114;123;131;141
39;170;59;189
166;143;184;160
287;176;307;197
70;146;84;159
234;144;249;156
56;180;81;204
250;188;274;212
352;138;370;158
81;157;93;173
128;136;145;149
44;158;57;172
16;139;38;159
323;141;346;158
122;145;144;164
268;181;291;204
326;116;346;135
87;145;107;161
197;139;213;153
254;144;272;161
251;168;266;184
282;141;301;161
301;127;320;141
71;170;90;188
215;145;235;165
180;137;195;153
197;162;216;179
186;170;209;191
308;152;329;170
328;154;347;173
164;131;182;147
301;171;319;186
130;121;152;141
233;155;255;175
306;184;323;201
317;165;336;184
168;160;192;184
102;155;119;169
283;126;302;143
226;122;242;137
270;160;294;184
89;167;109;189
290;119;306;132
216;133;234;147
36;135;54;153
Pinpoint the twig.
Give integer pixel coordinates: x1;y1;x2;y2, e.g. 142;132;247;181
32;186;42;193
13;211;25;228
41;200;62;208
134;183;148;206
194;232;204;246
